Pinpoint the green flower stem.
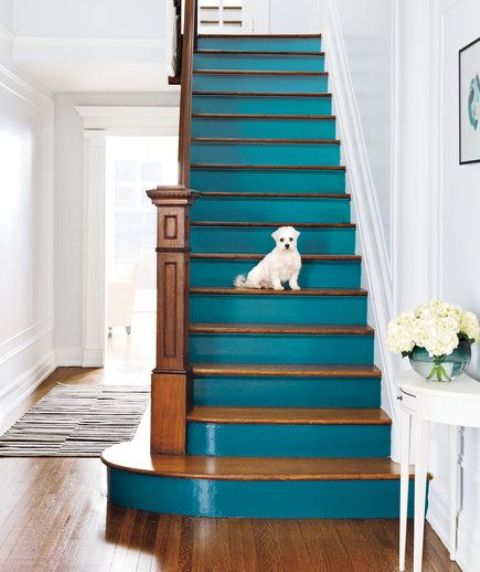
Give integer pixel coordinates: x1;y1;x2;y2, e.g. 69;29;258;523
426;358;451;382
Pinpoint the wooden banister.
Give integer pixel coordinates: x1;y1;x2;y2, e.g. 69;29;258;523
146;0;198;455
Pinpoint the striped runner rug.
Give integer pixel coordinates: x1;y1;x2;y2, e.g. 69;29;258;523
0;384;150;457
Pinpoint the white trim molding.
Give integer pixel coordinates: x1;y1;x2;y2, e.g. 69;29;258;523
321;0;400;453
75;106;179;368
0;351;56;431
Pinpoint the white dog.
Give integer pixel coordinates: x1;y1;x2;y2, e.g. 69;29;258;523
234;226;302;291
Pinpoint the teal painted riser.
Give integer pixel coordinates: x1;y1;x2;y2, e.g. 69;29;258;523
194;53;325;72
190;294;367;325
193;73;328;93
108;469;414;518
193;376;380;408
191;141;340;167
192;116;336;139
197;36;322;52
191;196;350;223
192;94;332;115
190;259;361;288
191;226;355;255
190;333;374;365
187;423;390;458
190;168;346;193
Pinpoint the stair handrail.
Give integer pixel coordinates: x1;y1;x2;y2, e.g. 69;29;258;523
146;0;198;455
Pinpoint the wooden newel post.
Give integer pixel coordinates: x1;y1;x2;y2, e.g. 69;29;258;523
146;185;194;455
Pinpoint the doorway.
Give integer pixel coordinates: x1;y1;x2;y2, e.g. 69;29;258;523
104;136;178;378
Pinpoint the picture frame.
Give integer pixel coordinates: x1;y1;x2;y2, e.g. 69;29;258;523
459;36;480;164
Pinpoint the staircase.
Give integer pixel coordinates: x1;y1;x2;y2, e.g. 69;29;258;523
103;33;413;519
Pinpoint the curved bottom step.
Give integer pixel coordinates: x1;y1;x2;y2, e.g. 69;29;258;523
102;442;415;518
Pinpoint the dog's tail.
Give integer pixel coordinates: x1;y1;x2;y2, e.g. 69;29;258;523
233;274;247;288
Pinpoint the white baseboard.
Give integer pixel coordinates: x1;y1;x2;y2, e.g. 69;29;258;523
56;346;83;366
428;483;480;571
82;348;104;368
0;351;57;428
56;346;104;367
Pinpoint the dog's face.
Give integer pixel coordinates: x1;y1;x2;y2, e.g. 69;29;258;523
271;226;300;252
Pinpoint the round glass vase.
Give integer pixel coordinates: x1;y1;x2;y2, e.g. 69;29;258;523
408;340;471;382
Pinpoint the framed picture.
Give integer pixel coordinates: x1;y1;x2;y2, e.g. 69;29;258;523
459;37;480;164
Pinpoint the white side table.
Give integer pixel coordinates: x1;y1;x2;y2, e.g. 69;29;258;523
397;371;480;572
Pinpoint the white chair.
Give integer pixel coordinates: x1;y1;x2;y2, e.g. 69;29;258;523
107;259;138;336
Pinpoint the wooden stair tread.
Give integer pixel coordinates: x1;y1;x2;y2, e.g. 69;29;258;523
192;113;335;119
191;253;361;261
194;70;328;76
102;448;406;481
190;287;367;296
198;34;322;39
191;137;341;144
193;92;332;97
195;50;325;57
187;406;391;425
191;164;345;171
192;363;382;378
190;323;374;335
191;221;354;228
194;191;350;199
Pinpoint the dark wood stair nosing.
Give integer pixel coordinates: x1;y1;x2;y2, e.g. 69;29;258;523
194;191;350;199
190;253;361;261
198;33;322;39
190;323;374;336
192;91;332;98
192;113;335;120
194;70;328;76
102;448;407;481
191;137;341;145
191;221;355;229
192;90;332;99
187;406;391;426
195;49;326;57
191;164;346;171
190;287;367;297
192;363;382;379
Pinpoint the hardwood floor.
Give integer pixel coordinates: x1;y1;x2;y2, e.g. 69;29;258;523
0;365;460;572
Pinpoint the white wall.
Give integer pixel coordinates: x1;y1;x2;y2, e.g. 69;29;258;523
269;0;321;34
0;0;12;28
54;91;179;364
426;1;480;569
0;34;55;422
329;0;394;261
11;0;164;38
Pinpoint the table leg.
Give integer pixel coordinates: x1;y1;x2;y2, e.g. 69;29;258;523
414;418;429;572
449;425;459;560
399;411;411;572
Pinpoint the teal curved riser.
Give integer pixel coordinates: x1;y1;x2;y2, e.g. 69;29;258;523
191;226;355;255
191;141;340;167
187;423;390;458
107;469;413;518
190;259;362;288
191;196;350;224
192;94;332;116
190;333;374;365
193;53;325;72
190;168;346;193
193;73;328;94
190;294;367;325
197;36;322;52
193;376;381;408
192;116;336;139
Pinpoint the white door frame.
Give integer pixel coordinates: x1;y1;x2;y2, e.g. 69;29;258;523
75;106;180;367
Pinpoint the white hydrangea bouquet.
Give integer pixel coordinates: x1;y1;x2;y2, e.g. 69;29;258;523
387;300;480;381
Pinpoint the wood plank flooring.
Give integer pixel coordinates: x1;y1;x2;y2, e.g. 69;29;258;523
0;366;460;572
